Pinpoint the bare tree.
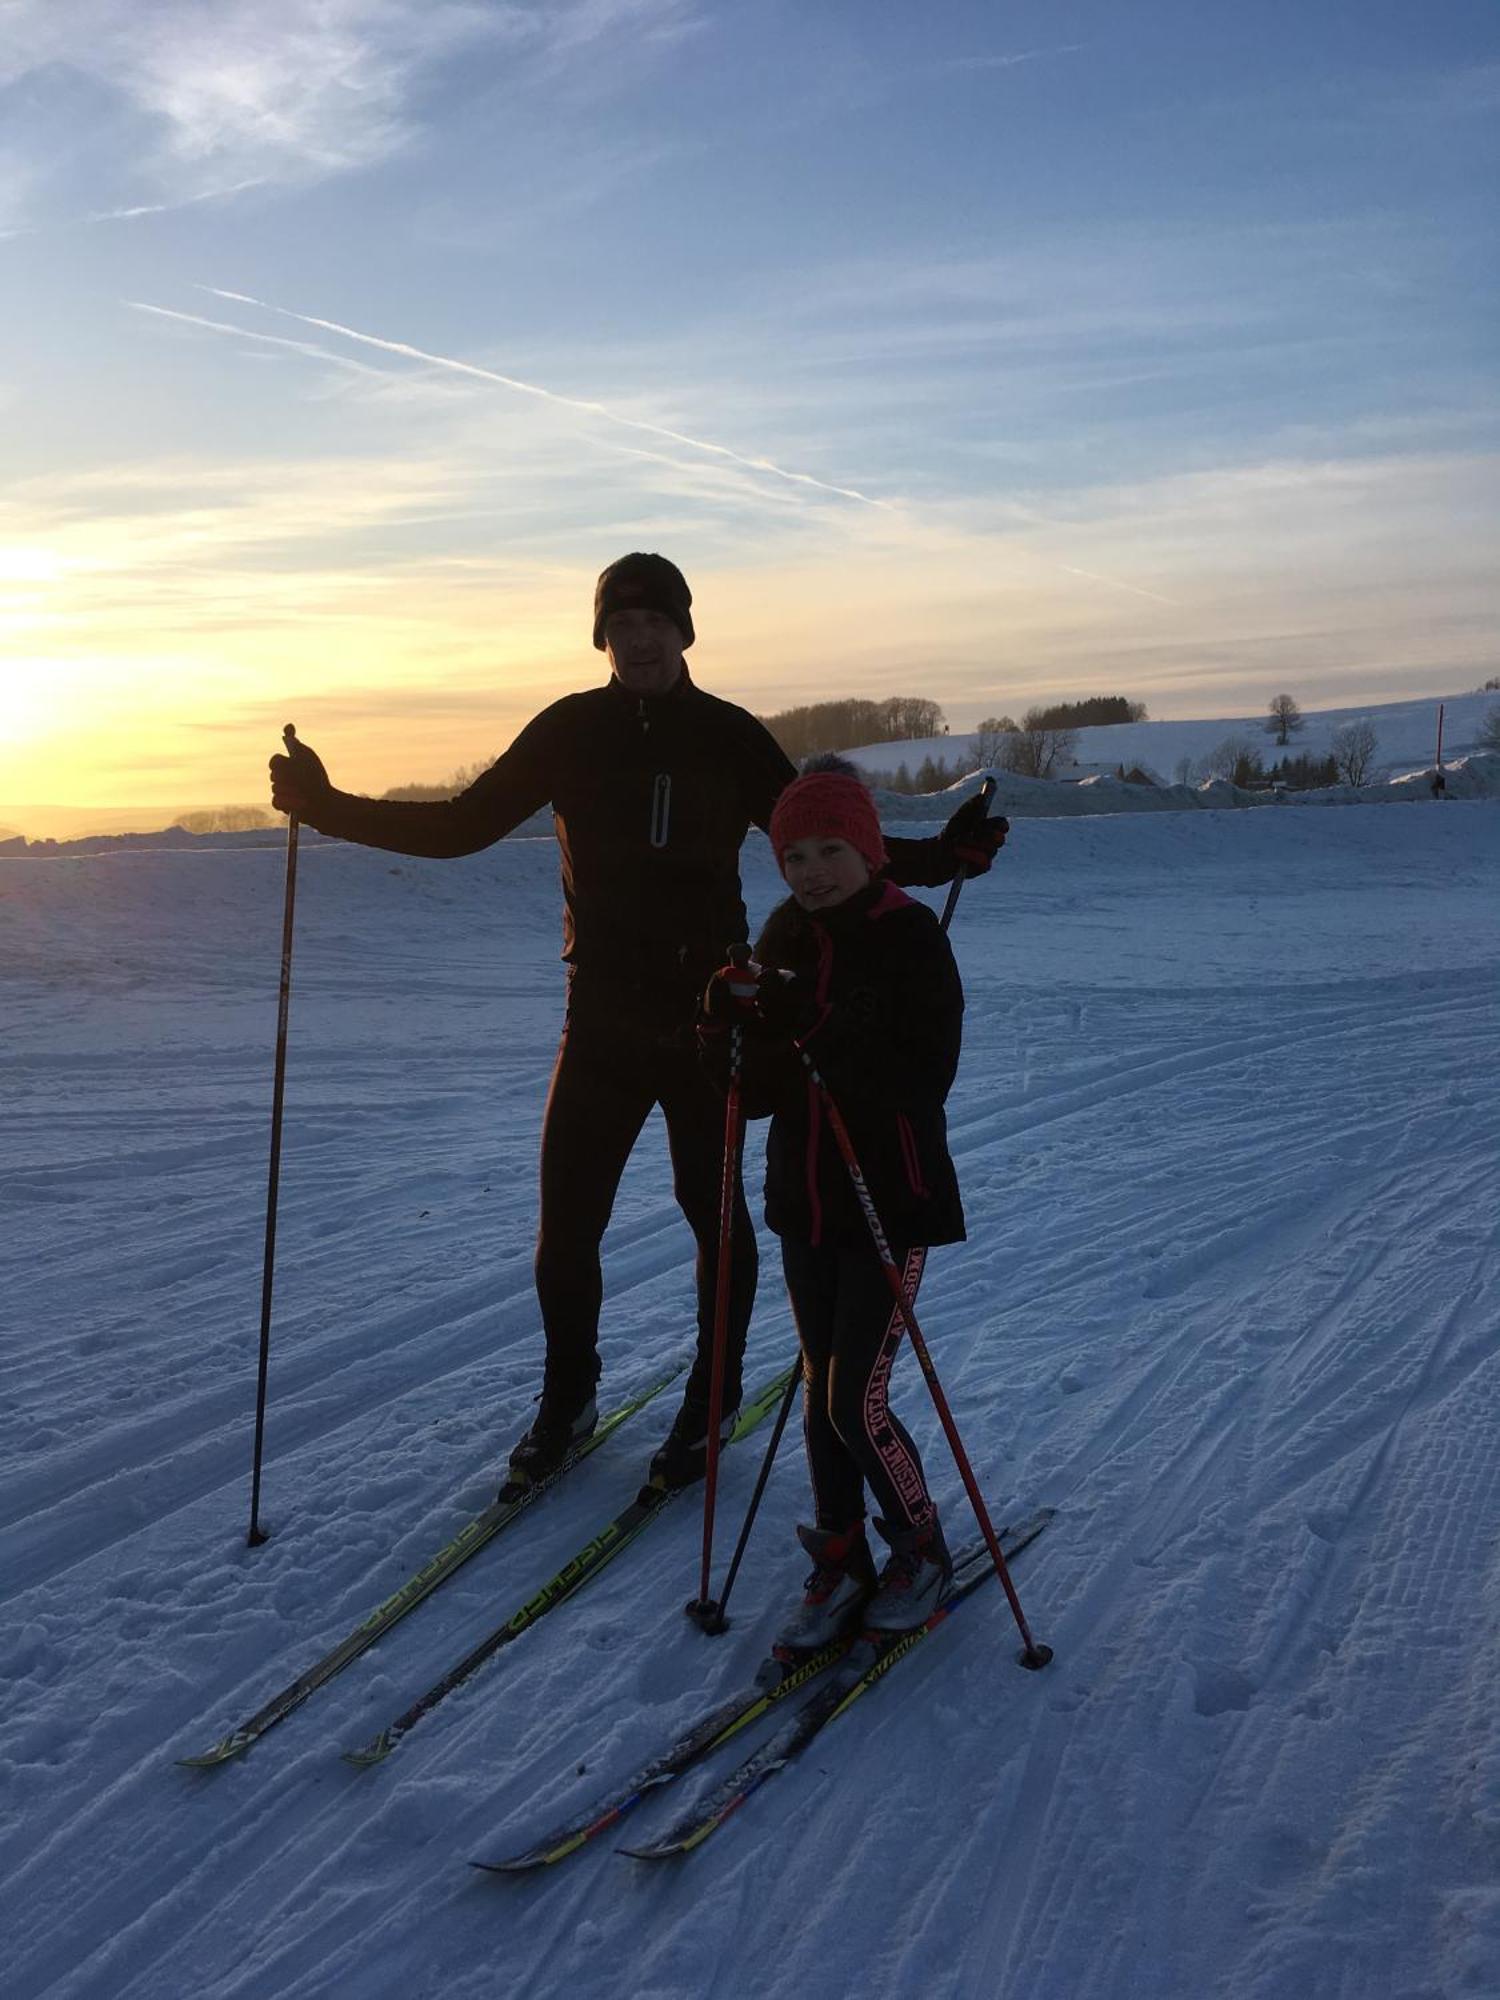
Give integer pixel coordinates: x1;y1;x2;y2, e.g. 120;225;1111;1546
998;708;1078;779
973;715;1018;767
1331;721;1378;786
1478;704;1500;750
1265;694;1304;745
1200;734;1263;786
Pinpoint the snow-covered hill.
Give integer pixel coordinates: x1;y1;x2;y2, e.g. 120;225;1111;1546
848;686;1497;785
3;803;1499;1997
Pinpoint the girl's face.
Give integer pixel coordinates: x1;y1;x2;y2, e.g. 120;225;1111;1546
781;835;871;911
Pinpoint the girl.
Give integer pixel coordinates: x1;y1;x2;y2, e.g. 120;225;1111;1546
703;761;968;1644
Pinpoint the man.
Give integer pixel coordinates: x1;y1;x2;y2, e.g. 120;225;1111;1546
269;553;1004;1493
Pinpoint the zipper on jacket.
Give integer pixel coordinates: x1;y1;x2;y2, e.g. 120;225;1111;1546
805;1078;824;1246
896;1111;929;1198
650;772;671;848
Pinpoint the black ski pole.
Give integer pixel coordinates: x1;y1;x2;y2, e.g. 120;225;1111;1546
684;984;747;1631
695;807;1002;1628
689;1356;799;1633
938;774;1000;930
248;722;301;1547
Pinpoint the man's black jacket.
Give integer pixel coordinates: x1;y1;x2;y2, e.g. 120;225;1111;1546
299;670;961;992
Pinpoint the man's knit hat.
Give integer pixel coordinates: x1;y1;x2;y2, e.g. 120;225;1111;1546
593;553;694;650
769;768;887;875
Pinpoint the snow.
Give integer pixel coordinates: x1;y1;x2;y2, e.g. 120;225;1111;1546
847;686;1499;787
3;799;1499;1999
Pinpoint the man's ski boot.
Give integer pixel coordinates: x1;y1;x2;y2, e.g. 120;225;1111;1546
500;1393;598;1500
863;1514;953;1632
767;1523;877;1666
646;1398;738;1490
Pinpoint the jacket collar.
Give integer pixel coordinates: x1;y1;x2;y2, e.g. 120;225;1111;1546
608;663;695;712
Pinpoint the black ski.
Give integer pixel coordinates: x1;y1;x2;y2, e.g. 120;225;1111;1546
472;1627;848;1871
178;1365;680;1768
344;1365;798;1768
474;1508;1052;1870
620;1508;1054;1859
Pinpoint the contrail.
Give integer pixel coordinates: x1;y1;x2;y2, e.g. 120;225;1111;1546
1054;564;1179;608
203;287;890;509
128;301;385;377
137;284;1181;608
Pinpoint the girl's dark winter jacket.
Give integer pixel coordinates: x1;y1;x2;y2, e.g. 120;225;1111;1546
705;880;966;1250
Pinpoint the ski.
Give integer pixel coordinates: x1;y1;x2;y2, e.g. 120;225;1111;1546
471;1622;849;1872
620;1507;1054;1860
344;1365;798;1769
474;1508;1051;1871
178;1365;681;1768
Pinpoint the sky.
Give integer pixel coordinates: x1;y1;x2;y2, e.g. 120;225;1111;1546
2;0;1497;824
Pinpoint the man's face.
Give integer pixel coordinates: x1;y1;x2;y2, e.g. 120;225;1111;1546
604;608;686;696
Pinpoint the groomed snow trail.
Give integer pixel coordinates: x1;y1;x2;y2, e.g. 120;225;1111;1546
2;804;1497;1999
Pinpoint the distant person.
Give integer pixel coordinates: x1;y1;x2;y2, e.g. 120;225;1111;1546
699;761;966;1641
1431;769;1447;799
269;554;1005;1495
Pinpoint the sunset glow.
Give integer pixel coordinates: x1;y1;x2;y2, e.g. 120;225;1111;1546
3;2;1496;834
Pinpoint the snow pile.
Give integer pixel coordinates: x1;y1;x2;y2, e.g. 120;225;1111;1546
3;803;1500;1997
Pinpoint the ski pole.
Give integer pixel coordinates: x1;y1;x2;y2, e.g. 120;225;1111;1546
685;982;748;1630
248;722;301;1547
691;1356;799;1633
938;775;1000;931
800;1057;1052;1669
696;826;999;1629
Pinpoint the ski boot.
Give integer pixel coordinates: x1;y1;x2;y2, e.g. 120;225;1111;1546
500;1392;598;1500
646;1398;738;1490
863;1514;953;1632
771;1523;877;1658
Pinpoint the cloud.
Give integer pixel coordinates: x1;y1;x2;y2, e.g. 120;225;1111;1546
0;3;498;186
935;45;1086;73
0;0;697;224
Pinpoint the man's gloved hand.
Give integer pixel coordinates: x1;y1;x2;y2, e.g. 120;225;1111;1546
703;951;763;1023
269;734;333;819
941;792;1009;875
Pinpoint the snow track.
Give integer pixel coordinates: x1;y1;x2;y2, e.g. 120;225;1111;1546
2;804;1497;1998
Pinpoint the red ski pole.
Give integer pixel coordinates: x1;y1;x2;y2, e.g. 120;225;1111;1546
798;1054;1051;1668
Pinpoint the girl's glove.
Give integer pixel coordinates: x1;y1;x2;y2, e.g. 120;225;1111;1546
702;952;763;1022
754;968;818;1037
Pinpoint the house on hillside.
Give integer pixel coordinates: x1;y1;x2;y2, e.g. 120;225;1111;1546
1054;759;1165;787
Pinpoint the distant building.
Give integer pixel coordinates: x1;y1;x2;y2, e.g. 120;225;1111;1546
1053;759;1165;788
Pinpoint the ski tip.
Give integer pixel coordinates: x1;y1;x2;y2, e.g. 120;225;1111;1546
176;1741;242;1770
343;1738;393;1769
